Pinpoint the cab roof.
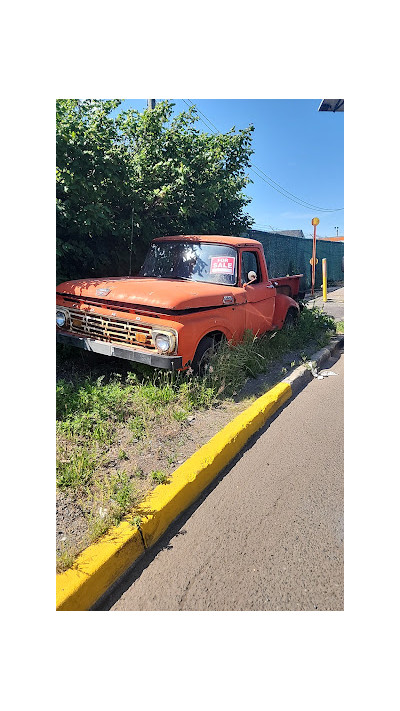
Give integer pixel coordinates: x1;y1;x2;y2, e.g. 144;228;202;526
152;234;263;249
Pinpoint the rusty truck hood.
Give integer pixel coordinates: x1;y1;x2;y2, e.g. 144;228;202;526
56;276;246;311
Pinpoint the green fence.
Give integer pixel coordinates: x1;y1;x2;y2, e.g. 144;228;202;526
245;230;344;292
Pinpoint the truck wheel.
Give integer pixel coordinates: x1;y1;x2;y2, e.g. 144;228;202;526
284;308;298;329
192;336;216;375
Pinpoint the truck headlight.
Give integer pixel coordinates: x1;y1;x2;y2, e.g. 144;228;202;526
153;330;177;354
56;310;66;328
155;333;172;353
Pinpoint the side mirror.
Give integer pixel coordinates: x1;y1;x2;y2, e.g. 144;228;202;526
244;270;257;286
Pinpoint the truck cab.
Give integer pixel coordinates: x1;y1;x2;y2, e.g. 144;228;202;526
56;235;302;370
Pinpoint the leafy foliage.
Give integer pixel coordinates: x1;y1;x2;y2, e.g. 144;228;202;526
56;99;254;283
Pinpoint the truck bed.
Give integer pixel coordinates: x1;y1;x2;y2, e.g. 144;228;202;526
271;275;304;300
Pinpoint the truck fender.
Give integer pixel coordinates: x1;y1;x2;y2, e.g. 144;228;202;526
190;325;233;365
194;327;231;351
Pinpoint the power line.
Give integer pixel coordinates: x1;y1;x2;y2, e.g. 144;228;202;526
184;99;343;212
183;99;220;133
253;223;283;231
185;98;343;212
248;163;342;212
247;162;343;213
182;99;344;214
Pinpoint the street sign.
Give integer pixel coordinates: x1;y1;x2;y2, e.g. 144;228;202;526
311;217;320;226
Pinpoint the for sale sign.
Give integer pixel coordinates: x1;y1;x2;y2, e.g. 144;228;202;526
210;256;236;275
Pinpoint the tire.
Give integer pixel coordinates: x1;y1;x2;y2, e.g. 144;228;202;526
284;308;298;329
192;337;215;374
191;336;218;375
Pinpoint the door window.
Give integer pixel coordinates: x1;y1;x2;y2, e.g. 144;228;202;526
241;251;260;284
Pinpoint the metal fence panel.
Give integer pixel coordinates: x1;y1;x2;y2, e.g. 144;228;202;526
245;230;344;291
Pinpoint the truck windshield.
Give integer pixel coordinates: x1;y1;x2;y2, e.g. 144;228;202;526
139;241;238;286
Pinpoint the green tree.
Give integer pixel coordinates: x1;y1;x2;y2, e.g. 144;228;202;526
56;99;254;283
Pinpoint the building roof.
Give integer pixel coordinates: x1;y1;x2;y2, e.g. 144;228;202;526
318;236;344;242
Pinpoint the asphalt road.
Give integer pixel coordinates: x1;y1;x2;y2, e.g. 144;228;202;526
97;350;344;612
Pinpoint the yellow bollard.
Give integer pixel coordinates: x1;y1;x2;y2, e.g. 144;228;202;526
322;258;327;302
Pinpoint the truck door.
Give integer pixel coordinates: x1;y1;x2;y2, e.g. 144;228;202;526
241;250;276;334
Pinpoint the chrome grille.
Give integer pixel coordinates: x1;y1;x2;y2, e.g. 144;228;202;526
66;308;154;349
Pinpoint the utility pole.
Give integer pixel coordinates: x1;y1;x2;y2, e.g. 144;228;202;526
129;207;134;277
129;101;155;274
335;226;339;237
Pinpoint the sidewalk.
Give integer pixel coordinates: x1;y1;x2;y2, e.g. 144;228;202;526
306;286;344;321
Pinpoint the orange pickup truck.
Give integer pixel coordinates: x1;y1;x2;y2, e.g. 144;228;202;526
56;235;303;371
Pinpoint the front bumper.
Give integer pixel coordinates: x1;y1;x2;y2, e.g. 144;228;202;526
57;331;183;370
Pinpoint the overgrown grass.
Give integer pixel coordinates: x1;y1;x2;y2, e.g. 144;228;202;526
56;542;80;573
202;306;335;396
56;369;214;450
85;469;138;543
336;320;344;334
151;470;169;484
56;448;97;489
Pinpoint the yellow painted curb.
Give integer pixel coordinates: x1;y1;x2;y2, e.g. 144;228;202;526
56;380;292;611
137;381;292;549
56;519;145;611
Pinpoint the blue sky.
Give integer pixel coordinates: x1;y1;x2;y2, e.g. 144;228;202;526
118;99;344;239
